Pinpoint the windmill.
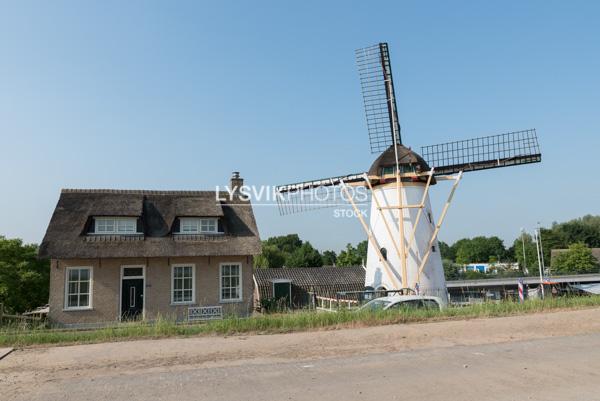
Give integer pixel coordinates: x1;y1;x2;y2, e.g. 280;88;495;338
275;43;541;304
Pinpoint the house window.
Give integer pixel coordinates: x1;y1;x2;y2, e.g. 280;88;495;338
171;265;195;304
220;263;242;302
95;217;138;234
179;218;218;234
65;267;92;310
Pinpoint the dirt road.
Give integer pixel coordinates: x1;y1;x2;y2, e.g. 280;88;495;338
2;308;600;400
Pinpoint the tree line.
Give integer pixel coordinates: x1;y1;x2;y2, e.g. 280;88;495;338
441;215;600;279
254;234;368;268
257;215;600;278
0;236;49;314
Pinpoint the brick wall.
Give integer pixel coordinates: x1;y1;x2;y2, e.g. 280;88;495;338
48;255;254;327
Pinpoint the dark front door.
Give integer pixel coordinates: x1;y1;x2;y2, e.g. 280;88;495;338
273;282;291;307
121;278;144;320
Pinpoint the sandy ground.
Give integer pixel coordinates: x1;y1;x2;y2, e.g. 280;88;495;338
2;308;600;400
0;347;13;360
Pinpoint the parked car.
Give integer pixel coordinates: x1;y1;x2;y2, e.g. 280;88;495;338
359;295;444;312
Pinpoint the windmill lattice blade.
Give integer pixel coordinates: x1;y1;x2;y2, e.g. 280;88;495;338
421;129;541;176
356;43;401;153
276;173;369;216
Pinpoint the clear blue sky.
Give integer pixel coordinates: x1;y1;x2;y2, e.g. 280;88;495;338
1;1;599;253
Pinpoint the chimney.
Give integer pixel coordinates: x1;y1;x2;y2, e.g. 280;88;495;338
230;171;244;194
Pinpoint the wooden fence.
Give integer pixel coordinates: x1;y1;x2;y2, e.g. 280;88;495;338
0;303;42;326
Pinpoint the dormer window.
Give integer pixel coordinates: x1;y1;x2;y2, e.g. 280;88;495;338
94;217;138;234
179;217;219;234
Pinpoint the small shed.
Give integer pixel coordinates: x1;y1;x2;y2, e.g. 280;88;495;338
253;266;366;309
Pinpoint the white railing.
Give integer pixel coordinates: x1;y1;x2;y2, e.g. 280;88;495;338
315;296;359;312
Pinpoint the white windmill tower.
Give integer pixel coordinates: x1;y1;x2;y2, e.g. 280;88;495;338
276;43;541;304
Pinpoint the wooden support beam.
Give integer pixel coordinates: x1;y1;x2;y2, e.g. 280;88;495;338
363;174;404;271
396;171;407;288
340;181;403;289
405;169;435;259
434;175;460;181
377;204;423;209
414;171;463;287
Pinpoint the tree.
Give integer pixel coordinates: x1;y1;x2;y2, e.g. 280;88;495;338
263;234;303;254
337;242;366;267
538;215;600;263
463;270;488;280
450;238;469;262
552;242;599;274
505;244;516;263
442;259;461;280
553;215;600;248
454;236;507;265
255;234;326;268
512;233;539;274
0;236;50;314
254;244;286;268
321;250;337;266
356;240;368;262
439;241;455;261
285;242;323;268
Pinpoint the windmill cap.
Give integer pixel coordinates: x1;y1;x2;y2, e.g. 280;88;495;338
368;144;432;177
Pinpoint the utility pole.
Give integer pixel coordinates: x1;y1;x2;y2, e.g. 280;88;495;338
537;222;547;277
520;228;528;275
534;229;545;299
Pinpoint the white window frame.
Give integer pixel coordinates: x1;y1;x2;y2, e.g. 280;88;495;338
177;217;220;234
171;264;196;305
219;262;243;303
64;266;93;311
94;217;139;235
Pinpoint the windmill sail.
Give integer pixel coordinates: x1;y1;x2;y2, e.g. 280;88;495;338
356;43;401;153
421;129;541;176
275;173;369;215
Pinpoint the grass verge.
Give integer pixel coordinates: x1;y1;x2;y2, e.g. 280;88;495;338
2;296;600;348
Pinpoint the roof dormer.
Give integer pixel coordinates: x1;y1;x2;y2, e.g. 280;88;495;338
89;216;142;235
175;217;223;235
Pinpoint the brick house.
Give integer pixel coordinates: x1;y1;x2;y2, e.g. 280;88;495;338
39;174;261;327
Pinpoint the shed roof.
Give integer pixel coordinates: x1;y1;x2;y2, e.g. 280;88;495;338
39;189;261;259
254;266;366;289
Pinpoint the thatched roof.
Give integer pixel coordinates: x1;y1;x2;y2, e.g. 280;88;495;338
39;189;261;259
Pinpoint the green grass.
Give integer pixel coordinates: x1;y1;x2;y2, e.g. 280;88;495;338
2;296;600;348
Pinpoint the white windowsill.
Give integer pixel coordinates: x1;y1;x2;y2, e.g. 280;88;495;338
173;232;224;235
88;233;143;236
170;302;195;306
63;307;93;312
219;299;243;304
